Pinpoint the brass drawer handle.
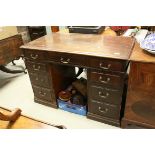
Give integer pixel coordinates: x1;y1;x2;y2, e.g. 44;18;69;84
39;91;46;96
60;57;70;64
98;91;109;98
98;106;108;113
33;65;41;71
30;54;38;59
32;32;39;35
99;63;111;70
99;76;110;84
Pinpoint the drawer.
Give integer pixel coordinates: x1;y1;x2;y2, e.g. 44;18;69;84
31;31;46;36
23;50;45;61
25;61;47;73
88;57;127;72
88;70;124;89
47;52;87;67
29;26;46;32
30;32;46;40
89;85;122;104
32;85;53;101
89;100;120;119
29;72;51;88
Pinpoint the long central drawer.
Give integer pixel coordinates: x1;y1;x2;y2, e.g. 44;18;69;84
47;52;87;67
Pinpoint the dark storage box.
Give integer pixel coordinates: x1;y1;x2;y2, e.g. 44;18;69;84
68;26;105;34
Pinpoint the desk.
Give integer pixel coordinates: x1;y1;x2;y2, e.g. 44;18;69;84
121;42;155;128
21;33;134;127
0;34;25;74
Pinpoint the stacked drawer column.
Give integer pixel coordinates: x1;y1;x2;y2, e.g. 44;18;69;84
23;49;57;108
87;57;128;127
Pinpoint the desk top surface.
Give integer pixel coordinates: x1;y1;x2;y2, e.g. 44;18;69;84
130;41;155;63
21;33;135;60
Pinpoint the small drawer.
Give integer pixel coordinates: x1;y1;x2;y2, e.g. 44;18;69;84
88;70;124;89
32;85;53;101
29;27;46;32
32;31;46;36
25;61;47;73
47;52;87;67
89;85;122;104
89;100;120;119
29;72;51;88
88;57;127;72
23;49;45;61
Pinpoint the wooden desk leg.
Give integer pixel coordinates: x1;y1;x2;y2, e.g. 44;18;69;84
121;118;128;128
0;108;21;122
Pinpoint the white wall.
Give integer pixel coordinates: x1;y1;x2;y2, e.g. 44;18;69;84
46;26;52;35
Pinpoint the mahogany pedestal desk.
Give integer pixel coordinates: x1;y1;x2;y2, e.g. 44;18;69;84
121;42;155;128
21;33;134;127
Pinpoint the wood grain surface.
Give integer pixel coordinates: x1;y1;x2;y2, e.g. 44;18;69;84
21;33;135;60
130;41;155;63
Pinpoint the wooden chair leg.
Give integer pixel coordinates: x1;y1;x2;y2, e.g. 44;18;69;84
0;108;21;122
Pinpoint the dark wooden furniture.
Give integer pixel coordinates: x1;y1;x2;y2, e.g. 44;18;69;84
121;42;155;128
0;34;25;74
68;26;105;34
21;33;135;127
28;26;46;41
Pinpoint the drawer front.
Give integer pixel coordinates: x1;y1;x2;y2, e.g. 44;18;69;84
29;27;46;32
88;57;127;72
25;61;47;73
31;31;46;36
47;52;87;67
30;32;46;40
89;100;120;119
32;85;53;101
29;72;50;88
88;71;124;89
23;50;45;61
89;85;122;104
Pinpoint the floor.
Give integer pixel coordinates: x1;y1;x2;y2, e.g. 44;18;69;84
0;59;117;129
0;107;60;129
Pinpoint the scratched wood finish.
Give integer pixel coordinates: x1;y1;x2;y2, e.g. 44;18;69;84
21;33;135;60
